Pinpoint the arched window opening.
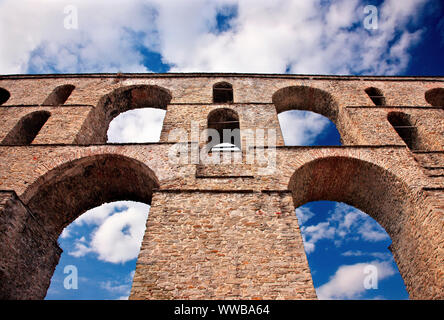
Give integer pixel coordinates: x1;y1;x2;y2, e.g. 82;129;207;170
425;88;444;106
387;112;419;150
43;84;75;106
107;108;166;143
295;200;408;300
46;200;150;300
15;154;159;299
278;110;341;146
0;87;11;105
288;156;438;299
75;85;172;144
272;86;339;121
207;108;240;151
365;87;386;106
1;111;51;145
213;82;233;104
272;86;342;146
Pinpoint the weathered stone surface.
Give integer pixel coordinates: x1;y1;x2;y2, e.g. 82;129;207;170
0;73;442;300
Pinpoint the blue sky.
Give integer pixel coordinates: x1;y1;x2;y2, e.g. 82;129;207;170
1;0;442;300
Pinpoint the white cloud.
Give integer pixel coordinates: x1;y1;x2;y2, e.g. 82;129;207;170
90;206;148;263
153;0;428;75
299;203;390;254
67;201;150;264
73;201;130;226
107;108;166;143
100;281;131;295
316;260;396;299
60;227;71;239
301;221;336;254
278;111;331;146
295;206;315;225
358;221;390;242
100;271;135;299
0;0;155;74
0;0;430;75
342;250;393;260
69;241;93;258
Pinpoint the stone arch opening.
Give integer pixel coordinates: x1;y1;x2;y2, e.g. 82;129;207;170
425;88;444;106
1;110;51;145
24;154;159;236
207;107;241;151
272;86;342;145
272;86;339;121
0;87;11;105
365;87;386;106
288;156;437;299
10;154;160;299
42;84;75;106
45;200;151;300
213;82;233;104
296;200;408;300
387;112;420;150
75;85;172;144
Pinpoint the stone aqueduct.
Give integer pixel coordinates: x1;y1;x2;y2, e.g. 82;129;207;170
0;73;442;300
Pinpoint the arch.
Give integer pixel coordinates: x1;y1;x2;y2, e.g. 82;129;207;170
297;199;408;300
272;86;339;122
289;156;410;234
207;107;241;150
1;110;51;145
213;82;233;103
288;155;438;299
0;87;10;105
387;112;419;150
6;153;160;299
425;88;444;106
365;87;386;106
75;85;172;144
42;84;75;105
23;154;159;236
272;86;343;145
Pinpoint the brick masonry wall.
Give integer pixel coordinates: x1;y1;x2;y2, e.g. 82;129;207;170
0;191;61;299
130;190;316;300
0;73;442;299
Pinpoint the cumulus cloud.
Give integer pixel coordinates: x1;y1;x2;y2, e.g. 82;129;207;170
358;220;391;241
100;271;135;300
153;0;428;75
107;108;166;143
295;206;316;225
59;227;71;239
316;260;396;299
341;250;393;260
301;222;336;254
0;0;432;75
278;111;331;146
0;0;156;74
299;203;390;254
67;201;150;264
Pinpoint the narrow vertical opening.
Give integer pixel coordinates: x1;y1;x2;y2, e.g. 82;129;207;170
387;112;418;150
1;111;51;145
365;87;386;106
43;84;75;106
425;88;444;106
213;82;233;104
207;108;240;151
0;87;11;105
